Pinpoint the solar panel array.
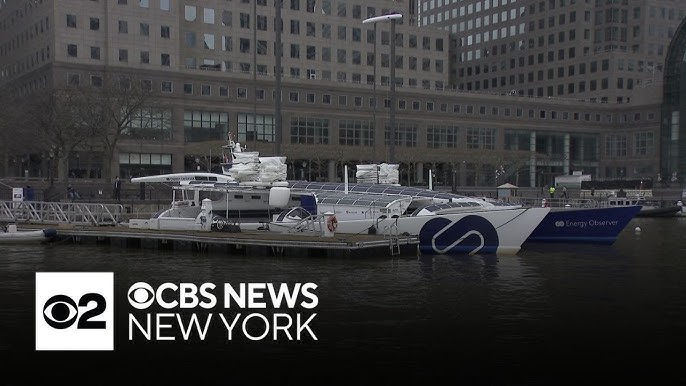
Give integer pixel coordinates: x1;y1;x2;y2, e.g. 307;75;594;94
310;191;411;208
289;182;468;201
418;202;485;213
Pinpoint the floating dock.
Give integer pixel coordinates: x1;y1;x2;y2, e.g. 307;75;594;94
28;224;418;258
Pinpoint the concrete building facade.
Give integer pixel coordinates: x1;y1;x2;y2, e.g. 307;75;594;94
0;0;681;188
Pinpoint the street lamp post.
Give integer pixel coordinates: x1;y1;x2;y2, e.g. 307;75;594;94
363;13;402;164
48;150;54;186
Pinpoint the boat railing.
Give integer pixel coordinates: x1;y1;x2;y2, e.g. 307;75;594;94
0;200;124;225
285;214;326;234
512;197;600;208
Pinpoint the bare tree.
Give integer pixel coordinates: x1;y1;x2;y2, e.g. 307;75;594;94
0;93;39;177
0;93;15;176
464;148;532;186
22;88;92;184
78;75;150;179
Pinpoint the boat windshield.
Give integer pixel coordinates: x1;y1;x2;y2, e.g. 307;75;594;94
275;207;312;222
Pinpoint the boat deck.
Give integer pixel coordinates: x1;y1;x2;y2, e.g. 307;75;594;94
19;223;418;258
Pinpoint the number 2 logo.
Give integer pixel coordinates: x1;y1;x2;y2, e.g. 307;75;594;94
42;293;107;330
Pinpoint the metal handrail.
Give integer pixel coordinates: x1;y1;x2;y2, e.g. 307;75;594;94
0;200;124;225
287;214;326;234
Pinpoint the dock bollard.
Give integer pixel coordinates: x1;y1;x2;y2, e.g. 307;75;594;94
323;212;336;238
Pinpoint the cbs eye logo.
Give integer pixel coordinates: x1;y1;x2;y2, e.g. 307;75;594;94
35;272;114;351
42;293;107;329
127;282;155;309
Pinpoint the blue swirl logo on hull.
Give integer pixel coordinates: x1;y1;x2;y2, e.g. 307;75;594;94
418;215;500;255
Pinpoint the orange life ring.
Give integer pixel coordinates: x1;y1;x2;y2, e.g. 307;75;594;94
327;215;338;232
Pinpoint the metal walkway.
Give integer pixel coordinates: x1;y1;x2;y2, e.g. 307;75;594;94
0;200;124;226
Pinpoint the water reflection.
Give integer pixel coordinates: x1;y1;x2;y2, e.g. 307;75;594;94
1;218;685;383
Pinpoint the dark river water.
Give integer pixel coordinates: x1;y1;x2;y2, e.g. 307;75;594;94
1;217;685;385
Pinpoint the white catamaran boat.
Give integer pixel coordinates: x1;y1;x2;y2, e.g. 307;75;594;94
129;135;550;255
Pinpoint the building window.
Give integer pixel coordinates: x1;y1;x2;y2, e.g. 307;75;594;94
182;32;196;48
240;39;251;53
161;53;170;66
161;81;173;93
237;88;248;99
204;34;215;49
161;26;170;38
140;51;149;64
119;49;128;62
185;5;197;21
67;14;76;28
123;107;172;140
139;0;149;8
140;22;149;36
222;10;232;26
67;44;78;57
119;20;128;33
90;46;100;60
184;110;228;142
339;119;374;146
88;75;103;88
385;122;418;147
119;153;172;179
466;127;496;149
427;125;459;148
67;73;80;86
90;17;100;30
290;117;330;144
238;113;275;142
204;8;215;24
604;134;627;157
240;13;250;28
634;132;654;156
256;15;267;31
201;84;211;96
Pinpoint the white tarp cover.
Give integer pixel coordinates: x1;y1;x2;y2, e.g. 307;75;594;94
355;163;399;184
258;157;287;182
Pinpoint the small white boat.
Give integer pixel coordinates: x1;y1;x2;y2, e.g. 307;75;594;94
0;224;57;244
603;196;683;217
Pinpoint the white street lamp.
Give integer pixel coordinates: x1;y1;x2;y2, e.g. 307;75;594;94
363;13;402;164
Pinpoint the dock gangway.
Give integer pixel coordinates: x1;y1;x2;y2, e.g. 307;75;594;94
0;200;124;226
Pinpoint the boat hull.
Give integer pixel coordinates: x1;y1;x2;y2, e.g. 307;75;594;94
0;229;57;244
635;206;683;217
526;206;641;244
261;207;550;255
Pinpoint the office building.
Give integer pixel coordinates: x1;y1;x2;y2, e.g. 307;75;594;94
0;0;684;188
